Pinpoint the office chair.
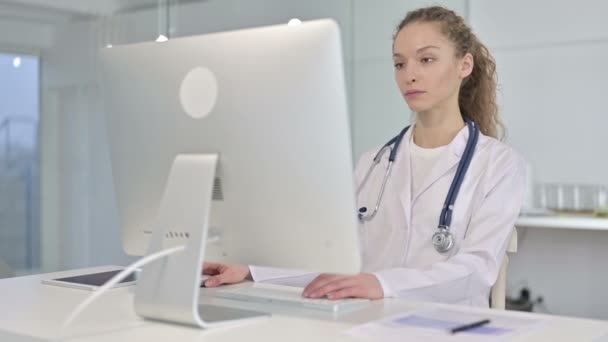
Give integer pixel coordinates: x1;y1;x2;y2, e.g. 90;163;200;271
0;257;14;279
491;228;518;309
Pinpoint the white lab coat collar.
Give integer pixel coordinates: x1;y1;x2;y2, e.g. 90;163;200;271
396;124;476;228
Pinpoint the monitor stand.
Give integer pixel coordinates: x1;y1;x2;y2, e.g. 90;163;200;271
133;154;268;328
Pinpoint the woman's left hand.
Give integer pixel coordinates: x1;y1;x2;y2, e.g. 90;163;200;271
302;273;384;300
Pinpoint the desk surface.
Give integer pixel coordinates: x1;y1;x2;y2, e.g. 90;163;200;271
1;266;608;341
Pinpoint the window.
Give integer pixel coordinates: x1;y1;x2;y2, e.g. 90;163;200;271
0;53;40;275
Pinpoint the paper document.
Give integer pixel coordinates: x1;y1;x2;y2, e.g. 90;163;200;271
346;307;547;342
259;273;319;288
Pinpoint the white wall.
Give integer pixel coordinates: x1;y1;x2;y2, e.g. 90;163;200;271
0;20;53;50
469;0;608;319
470;0;608;186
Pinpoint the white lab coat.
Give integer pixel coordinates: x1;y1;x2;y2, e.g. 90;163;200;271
251;125;526;308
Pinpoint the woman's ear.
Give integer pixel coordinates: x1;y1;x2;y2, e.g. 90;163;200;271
460;52;474;79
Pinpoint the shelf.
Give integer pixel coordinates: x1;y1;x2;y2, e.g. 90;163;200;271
515;216;608;231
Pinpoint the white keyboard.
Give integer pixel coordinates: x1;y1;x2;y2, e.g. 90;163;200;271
213;284;370;313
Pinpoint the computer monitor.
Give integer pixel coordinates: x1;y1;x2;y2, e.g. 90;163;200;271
100;20;360;277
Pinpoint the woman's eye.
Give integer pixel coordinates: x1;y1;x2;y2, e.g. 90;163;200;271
421;57;434;63
394;62;404;69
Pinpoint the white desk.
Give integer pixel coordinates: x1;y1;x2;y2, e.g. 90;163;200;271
1;265;608;341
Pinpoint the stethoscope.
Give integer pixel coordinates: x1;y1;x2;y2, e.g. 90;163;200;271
356;117;480;254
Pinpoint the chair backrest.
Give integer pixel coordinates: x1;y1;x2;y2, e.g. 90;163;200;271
490;228;518;309
0;258;14;279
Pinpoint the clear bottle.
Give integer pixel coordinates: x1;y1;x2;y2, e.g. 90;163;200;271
594;186;608;217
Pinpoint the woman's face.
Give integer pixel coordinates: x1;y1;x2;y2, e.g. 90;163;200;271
392;22;472;114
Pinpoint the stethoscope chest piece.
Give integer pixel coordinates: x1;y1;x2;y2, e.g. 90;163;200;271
431;226;454;254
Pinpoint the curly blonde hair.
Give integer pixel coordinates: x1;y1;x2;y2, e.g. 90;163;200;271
394;6;505;139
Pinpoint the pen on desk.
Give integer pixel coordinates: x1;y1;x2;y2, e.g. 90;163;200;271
450;319;491;334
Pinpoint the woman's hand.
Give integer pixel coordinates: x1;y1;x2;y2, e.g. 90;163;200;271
302;273;384;300
202;262;251;287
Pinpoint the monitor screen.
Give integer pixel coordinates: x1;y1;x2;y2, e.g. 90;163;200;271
100;19;361;274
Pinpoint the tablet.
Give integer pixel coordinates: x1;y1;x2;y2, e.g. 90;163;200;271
41;269;137;291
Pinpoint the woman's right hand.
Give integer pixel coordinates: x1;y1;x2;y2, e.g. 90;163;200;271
202;262;251;287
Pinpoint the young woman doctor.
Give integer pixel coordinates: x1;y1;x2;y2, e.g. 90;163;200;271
202;6;526;308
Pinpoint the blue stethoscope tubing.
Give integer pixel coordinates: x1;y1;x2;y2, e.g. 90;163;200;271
357;117;480;253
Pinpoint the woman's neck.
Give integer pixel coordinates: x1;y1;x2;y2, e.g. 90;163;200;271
413;109;465;148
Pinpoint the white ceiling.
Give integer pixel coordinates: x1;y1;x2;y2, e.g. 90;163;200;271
0;0;170;50
0;0;204;50
0;0;174;25
0;0;161;16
